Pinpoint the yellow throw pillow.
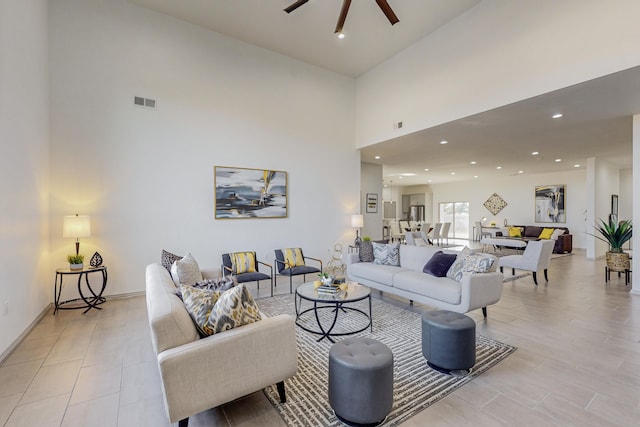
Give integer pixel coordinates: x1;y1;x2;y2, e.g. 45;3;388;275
539;228;554;239
284;248;305;268
231;252;256;274
508;226;522;237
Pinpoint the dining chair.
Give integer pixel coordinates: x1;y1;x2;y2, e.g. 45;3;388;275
475;221;491;241
389;221;405;243
428;223;443;246
441;222;451;246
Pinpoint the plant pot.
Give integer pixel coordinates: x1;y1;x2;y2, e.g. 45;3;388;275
605;252;629;272
69;263;84;271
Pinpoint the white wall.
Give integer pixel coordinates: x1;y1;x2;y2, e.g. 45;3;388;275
586;158;621;258
0;0;50;356
49;0;358;297
619;168;633;222
428;169;587;247
360;163;383;240
356;0;640;148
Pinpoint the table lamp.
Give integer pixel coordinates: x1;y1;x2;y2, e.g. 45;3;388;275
63;214;91;255
351;214;364;245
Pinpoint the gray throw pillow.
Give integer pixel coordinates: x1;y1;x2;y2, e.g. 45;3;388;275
175;275;237;300
446;246;473;282
359;241;374;262
161;249;182;272
373;242;400;266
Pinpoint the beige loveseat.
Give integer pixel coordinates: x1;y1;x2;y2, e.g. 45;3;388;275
346;244;503;317
145;263;298;426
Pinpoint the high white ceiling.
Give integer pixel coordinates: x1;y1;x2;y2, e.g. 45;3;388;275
130;0;481;77
130;0;639;186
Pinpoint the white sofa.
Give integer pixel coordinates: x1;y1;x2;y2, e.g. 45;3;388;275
145;263;298;426
346;245;503;317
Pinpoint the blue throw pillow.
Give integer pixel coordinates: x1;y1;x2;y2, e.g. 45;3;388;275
423;251;458;277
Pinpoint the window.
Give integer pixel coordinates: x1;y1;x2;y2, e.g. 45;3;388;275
439;202;470;239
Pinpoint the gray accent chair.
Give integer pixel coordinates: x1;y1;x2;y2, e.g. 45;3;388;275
274;248;322;293
498;239;555;285
221;252;273;296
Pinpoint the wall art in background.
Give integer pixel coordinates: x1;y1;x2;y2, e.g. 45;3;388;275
366;193;378;213
534;184;565;223
214;166;288;219
483;193;507;215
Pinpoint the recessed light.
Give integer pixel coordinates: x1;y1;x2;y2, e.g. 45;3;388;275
496;166;502;170
337;32;345;39
428;179;432;183
531;151;539;155
450;172;456;175
400;173;416;176
518;170;524;174
440;140;448;145
470;161;477;165
383;184;387;187
424;168;429;171
374;155;381;160
474;175;478;178
555;158;562;162
574;164;580;168
552;113;563;119
399;176;403;179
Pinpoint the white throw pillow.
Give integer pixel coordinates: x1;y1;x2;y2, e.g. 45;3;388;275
550;229;565;240
171;253;203;286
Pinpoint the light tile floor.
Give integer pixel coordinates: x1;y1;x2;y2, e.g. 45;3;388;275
1;244;639;426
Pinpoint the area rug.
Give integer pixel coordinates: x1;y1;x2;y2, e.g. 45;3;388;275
258;294;516;427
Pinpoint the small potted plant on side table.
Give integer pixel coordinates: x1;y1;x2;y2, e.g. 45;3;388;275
67;254;85;271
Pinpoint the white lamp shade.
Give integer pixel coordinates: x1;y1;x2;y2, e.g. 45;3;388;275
63;214;91;238
351;214;364;228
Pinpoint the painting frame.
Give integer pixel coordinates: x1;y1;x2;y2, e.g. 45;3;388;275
534;184;566;223
366;193;378;213
214;166;288;219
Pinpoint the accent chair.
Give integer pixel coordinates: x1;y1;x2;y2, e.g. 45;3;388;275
498;239;555;285
222;251;273;296
274;248;323;293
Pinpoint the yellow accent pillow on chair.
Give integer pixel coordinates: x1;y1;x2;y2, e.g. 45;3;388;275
231;252;257;274
284;248;305;268
538;228;554;239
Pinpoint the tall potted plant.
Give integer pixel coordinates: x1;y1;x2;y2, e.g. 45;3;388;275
592;218;632;271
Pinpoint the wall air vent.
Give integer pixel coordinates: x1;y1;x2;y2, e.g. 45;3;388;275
134;96;156;109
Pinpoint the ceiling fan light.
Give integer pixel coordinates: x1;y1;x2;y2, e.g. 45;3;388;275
337;32;345;39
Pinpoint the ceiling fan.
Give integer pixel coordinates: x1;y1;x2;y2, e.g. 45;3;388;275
284;0;399;34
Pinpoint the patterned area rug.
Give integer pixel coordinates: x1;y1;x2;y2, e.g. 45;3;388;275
258;294;516;427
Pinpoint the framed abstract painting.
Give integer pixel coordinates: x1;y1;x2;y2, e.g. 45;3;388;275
534;184;565;223
214;166;288;219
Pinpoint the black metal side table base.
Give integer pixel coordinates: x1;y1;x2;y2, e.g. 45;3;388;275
54;266;108;314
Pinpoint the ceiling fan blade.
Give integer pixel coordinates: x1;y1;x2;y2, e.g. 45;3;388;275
334;0;352;34
375;0;399;25
284;0;309;14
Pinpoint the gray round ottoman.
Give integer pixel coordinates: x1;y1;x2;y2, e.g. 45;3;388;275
422;310;476;375
328;337;393;426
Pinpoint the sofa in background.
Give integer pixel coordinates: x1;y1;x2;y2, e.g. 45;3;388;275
346;244;503;317
501;225;572;254
145;263;298;426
